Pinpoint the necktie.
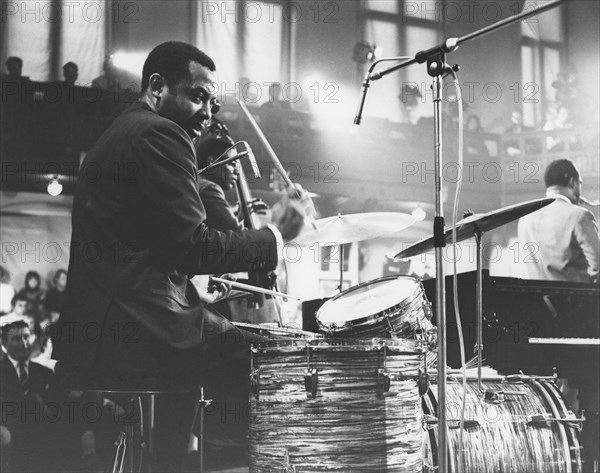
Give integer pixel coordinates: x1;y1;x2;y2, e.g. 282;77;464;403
18;361;29;387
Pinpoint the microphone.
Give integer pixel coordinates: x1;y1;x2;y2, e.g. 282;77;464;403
353;77;371;125
241;141;261;179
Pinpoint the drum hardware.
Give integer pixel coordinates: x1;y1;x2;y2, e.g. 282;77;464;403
527;413;586;431
280;450;297;473
304;368;318;399
193;387;212;473
503;371;558;383
418;369;431;397
395;198;556;393
423;416;481;430
250;369;261;401
377;369;391;397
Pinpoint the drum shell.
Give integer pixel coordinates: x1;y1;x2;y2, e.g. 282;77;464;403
316;276;435;340
422;377;584;473
249;339;425;472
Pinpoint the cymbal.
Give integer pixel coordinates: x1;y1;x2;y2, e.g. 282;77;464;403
394;197;555;259
289;212;415;247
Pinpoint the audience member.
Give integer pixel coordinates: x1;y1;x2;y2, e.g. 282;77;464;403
260;82;291;111
0;266;15;315
0;294;30;328
17;271;45;320
1;56;30;82
0;321;60;471
62;62;79;85
543;104;575;152
503;110;538;156
465;114;490;159
44;269;67;324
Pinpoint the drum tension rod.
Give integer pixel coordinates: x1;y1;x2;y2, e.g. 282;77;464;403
304;345;318;399
527;413;585;430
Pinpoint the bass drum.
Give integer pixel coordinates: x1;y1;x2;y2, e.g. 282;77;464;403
422;377;584;473
249;338;425;472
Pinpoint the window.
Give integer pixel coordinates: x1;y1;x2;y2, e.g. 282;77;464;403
520;0;565;127
196;0;290;105
360;0;443;123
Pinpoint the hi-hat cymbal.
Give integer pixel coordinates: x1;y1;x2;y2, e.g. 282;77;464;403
394;197;555;259
289;212;415;247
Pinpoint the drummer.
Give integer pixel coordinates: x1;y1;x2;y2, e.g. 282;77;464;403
54;41;317;471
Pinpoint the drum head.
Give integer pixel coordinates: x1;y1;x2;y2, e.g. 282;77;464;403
316;276;420;329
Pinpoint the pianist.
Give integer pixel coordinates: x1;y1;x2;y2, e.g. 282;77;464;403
518;159;599;284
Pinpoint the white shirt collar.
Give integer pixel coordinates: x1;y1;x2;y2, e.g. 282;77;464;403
546;190;573;205
6;354;28;371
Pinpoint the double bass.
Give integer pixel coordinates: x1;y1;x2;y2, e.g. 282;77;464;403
201;118;284;324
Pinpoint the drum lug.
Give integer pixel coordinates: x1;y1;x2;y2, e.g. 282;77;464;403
377;369;391;397
418;369;431;397
483;389;505;403
281;449;297;473
250;369;260;401
304;368;318;399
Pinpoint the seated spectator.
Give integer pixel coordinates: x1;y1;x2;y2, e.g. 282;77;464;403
0;294;30;328
0;56;30;82
17;271;45;321
0;266;15;315
503;110;539;156
62;62;79;85
543;104;573;151
465;114;490;159
260;82;291;111
44;269;67;324
0;321;59;471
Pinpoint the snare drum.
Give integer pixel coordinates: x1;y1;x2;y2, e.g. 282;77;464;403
316;276;434;341
249;338;425;472
422;376;584;473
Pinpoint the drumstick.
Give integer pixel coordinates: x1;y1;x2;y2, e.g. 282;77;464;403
235;97;319;231
210;276;301;301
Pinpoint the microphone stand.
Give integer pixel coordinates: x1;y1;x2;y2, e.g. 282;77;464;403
353;1;564;471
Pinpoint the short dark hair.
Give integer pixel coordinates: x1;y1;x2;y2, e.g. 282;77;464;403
63;61;78;70
196;137;232;168
53;269;67;282
6;56;22;67
141;42;216;91
544;159;580;188
1;320;29;345
11;293;28;307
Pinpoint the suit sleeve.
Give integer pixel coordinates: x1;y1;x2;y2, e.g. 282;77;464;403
133;122;278;275
200;182;244;232
574;210;600;281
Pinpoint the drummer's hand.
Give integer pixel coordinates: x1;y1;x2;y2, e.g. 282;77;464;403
272;183;317;241
206;274;235;304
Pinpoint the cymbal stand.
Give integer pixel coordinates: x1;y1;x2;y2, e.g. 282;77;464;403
338;244;344;293
353;3;564;469
475;229;484;393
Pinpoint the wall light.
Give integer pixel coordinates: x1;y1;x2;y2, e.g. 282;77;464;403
47;179;63;196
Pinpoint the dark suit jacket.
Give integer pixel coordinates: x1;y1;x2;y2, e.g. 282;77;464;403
54;103;278;382
0;358;55;426
197;179;243;232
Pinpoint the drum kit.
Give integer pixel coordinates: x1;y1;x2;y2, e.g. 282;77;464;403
222;197;585;472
